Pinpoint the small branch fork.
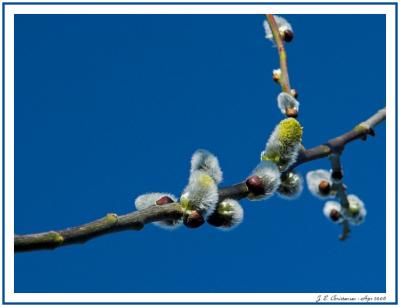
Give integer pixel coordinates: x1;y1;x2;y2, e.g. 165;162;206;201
14;108;386;252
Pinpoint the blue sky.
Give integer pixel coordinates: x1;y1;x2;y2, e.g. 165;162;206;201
14;14;386;293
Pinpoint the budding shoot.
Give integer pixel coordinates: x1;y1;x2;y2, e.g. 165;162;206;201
277;171;303;199
246;160;281;200
306;169;336;199
180;170;219;217
263;15;294;43
323;201;344;224
207;199;244;230
191;149;223;184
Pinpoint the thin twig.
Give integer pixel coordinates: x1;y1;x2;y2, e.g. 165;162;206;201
339;220;351;241
14;107;385;253
289;108;386;169
266;14;291;94
330;153;351;241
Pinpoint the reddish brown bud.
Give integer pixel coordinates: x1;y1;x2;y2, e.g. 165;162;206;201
286;108;298;118
155;196;174;206
245;175;265;196
318;180;331;195
329;209;341;222
183;211;205;229
282;29;294;42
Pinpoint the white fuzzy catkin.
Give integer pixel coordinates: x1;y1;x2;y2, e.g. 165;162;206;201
134;193;181;229
277;92;300;115
346;194;367;225
248;160;281;200
323;201;344;224
191;149;223;184
180;170;219;216
263;15;293;42
306;169;335;199
214;199;244;230
135;193;176;211
277;171;303;200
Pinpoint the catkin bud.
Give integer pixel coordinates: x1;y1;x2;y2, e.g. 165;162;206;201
263;15;293;43
183;210;205;228
191;149;223;184
272;69;281;83
135;193;176;211
345;194;367;225
323;201;344;224
207;199;244;230
277;92;300;116
180;170;219;217
306;170;336;199
277;171;303;199
246;161;281;200
134;193;182;229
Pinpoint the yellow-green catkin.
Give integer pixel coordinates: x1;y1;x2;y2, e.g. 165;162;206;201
180;170;219;216
261;118;303;171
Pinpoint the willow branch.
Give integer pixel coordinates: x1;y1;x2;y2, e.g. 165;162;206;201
14;107;385;253
15;204;183;252
289;107;386;169
266;14;291;94
329;154;349;209
329;153;351;241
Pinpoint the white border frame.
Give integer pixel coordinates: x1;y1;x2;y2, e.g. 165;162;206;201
2;2;396;304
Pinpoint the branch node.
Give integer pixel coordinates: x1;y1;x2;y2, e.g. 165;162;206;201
105;213;118;224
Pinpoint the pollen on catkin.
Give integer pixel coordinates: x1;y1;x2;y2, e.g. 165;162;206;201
261;118;303;171
306;169;336;199
134;193;182;229
277;92;300;115
247;160;281;200
190;149;223;184
277;171;303;200
345;194;367;225
180;170;219;217
207;199;244;230
263;15;293;42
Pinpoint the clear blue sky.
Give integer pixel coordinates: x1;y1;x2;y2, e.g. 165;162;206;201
14;14;386;293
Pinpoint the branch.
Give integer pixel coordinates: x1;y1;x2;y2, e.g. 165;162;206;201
289;107;386;169
14;107;385;252
329;154;349;209
266;14;292;94
340;220;351;241
15;204;183;252
329;153;350;241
